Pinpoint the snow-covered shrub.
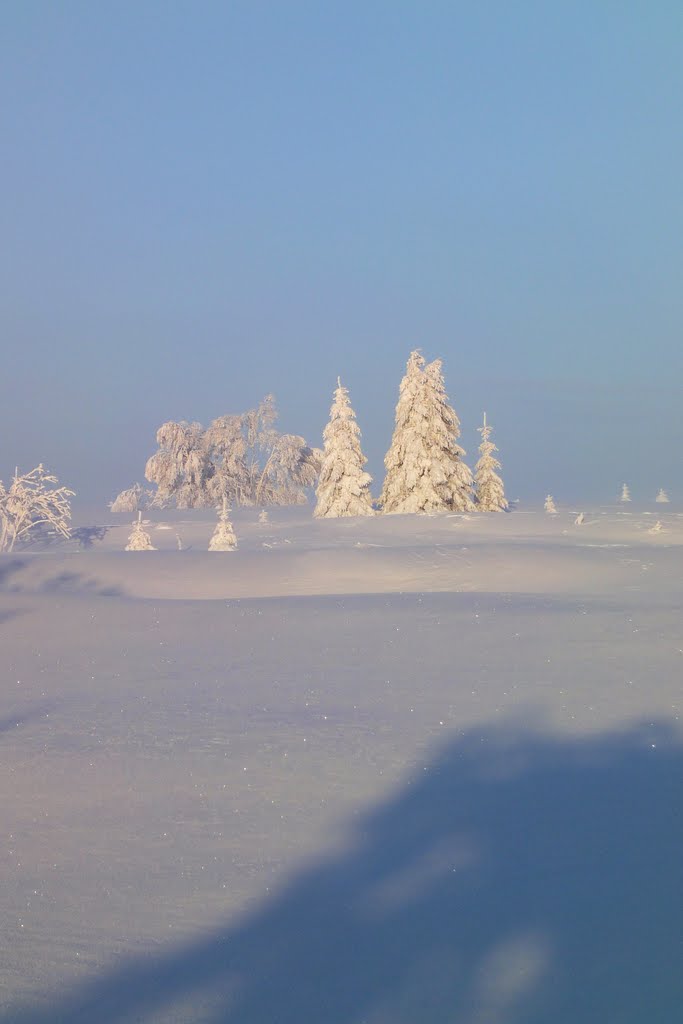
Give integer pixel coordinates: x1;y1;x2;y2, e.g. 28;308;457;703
125;512;156;551
314;378;374;518
209;498;237;551
380;351;473;513
544;495;557;514
110;483;146;513
474;413;508;511
0;465;74;553
258;508;270;525
656;489;669;503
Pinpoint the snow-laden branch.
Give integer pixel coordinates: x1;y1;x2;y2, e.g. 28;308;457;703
0;465;74;553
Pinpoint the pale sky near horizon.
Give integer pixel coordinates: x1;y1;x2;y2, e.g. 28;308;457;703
2;2;682;506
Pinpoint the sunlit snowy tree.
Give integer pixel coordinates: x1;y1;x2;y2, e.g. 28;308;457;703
208;497;237;551
258;508;270;525
474;413;508;511
620;483;631;502
144;397;320;509
314;378;374;518
656;488;669;503
125;512;156;551
145;420;213;508
380;351;473;513
110;482;146;513
0;465;74;553
544;495;557;514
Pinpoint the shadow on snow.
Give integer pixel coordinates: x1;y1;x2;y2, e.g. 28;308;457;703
6;719;683;1023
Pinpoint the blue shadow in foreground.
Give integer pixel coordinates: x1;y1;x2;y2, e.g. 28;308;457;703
7;720;683;1022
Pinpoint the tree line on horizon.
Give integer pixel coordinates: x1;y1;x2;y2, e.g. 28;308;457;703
112;349;508;518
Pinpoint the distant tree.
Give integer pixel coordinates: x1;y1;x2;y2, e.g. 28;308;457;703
0;465;74;553
144;396;320;508
145;420;213;508
208;497;237;551
380;351;473;513
656;488;669;503
574;512;585;525
620;483;631;502
110;482;146;513
258;508;270;525
544;495;557;514
125;511;156;551
314;378;374;518
474;413;508;511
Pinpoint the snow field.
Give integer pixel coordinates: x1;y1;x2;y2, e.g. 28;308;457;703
1;505;682;1020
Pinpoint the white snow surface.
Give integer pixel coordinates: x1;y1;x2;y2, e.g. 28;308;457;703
1;505;683;1021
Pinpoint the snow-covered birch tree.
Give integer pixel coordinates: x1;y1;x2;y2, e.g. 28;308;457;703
314;378;374;518
145;421;213;508
380;352;473;513
110;483;146;513
474;412;508;511
0;465;74;553
144;397;321;509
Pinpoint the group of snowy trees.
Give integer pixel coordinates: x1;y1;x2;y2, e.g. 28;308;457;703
113;354;506;521
618;485;667;505
113;396;321;512
314;350;507;518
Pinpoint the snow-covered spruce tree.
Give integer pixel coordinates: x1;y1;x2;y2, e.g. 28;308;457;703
258;508;270;525
380;352;474;513
209;497;237;551
620;483;631;502
0;465;74;553
544;494;557;514
125;512;156;551
474;413;508;511
314;378;374;518
656;488;669;503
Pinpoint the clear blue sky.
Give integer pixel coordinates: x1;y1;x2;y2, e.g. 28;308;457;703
2;1;682;504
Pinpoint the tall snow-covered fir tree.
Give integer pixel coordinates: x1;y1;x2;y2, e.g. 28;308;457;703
620;483;631;502
208;497;237;551
380;351;474;513
474;413;508;511
544;494;557;514
314;378;374;518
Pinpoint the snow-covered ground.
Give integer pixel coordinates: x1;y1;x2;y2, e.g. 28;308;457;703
1;506;682;1021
